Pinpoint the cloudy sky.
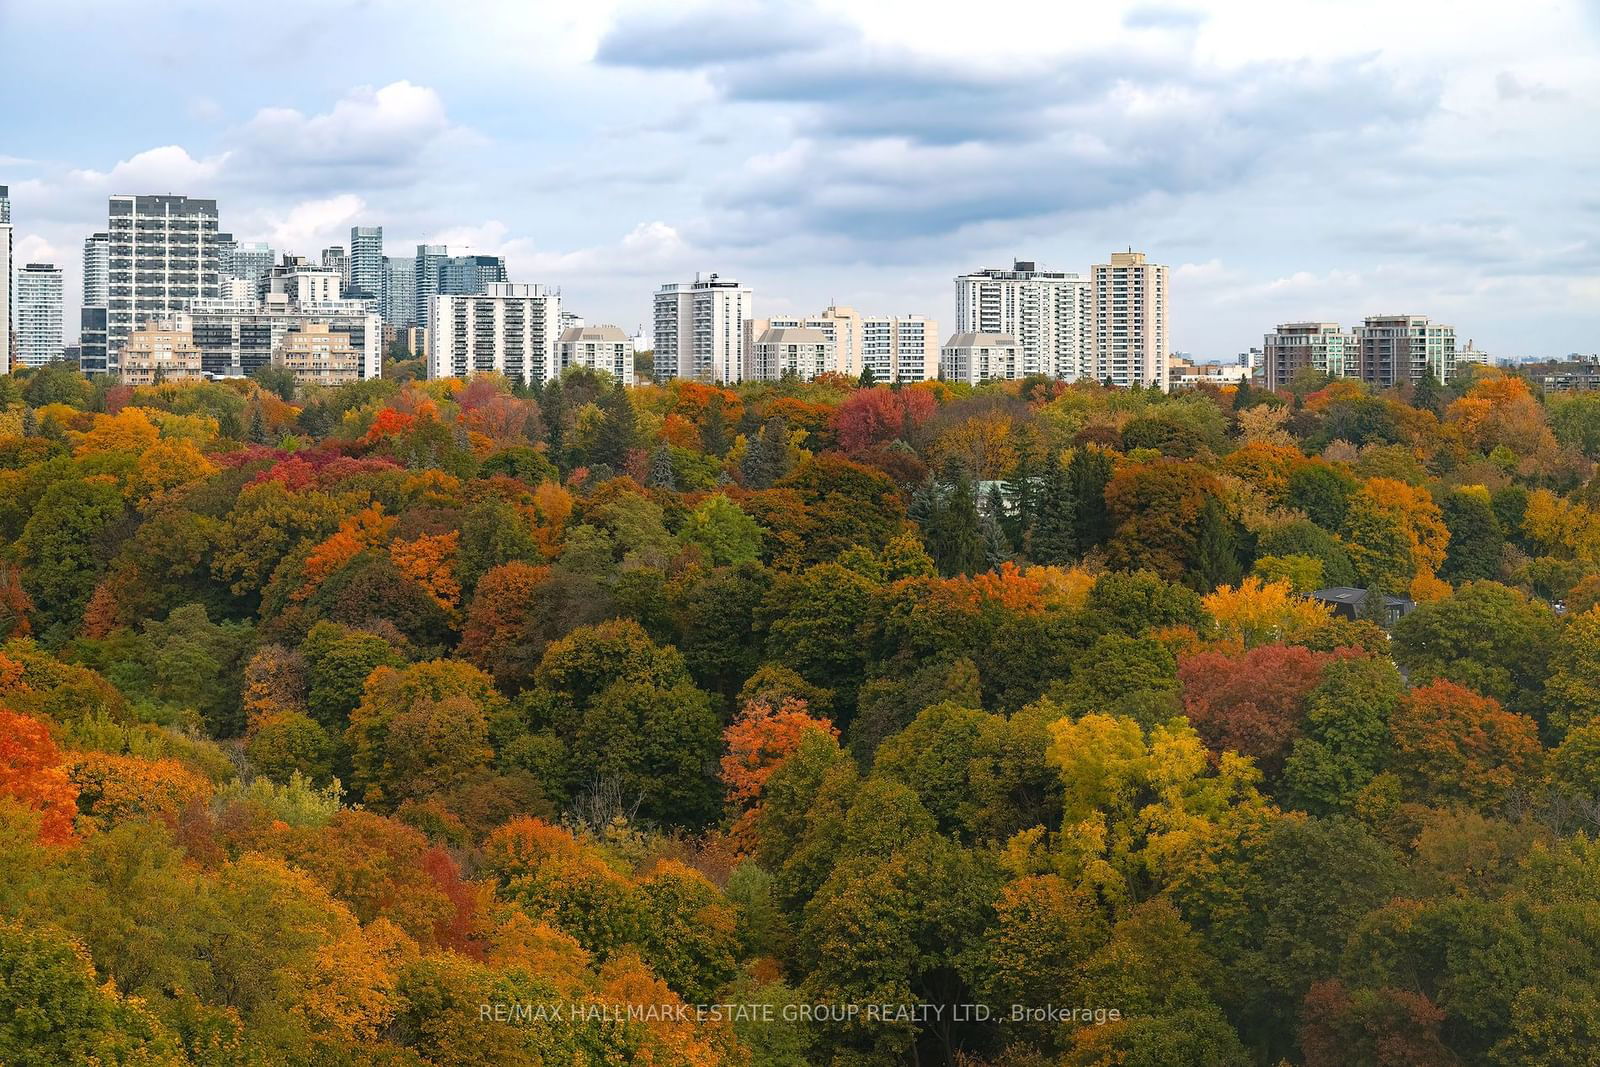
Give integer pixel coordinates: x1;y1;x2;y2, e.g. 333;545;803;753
2;0;1598;358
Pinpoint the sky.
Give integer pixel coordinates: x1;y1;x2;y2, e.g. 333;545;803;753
1;0;1598;359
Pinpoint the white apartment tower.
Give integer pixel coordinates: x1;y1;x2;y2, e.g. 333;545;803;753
105;194;222;372
1091;251;1169;390
954;261;1090;381
428;282;562;388
862;315;939;383
82;233;110;308
0;186;11;374
348;226;384;303
15;263;64;367
653;273;750;383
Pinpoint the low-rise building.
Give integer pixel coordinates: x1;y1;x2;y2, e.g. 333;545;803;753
119;315;203;386
941;332;1021;384
275;322;360;385
557;324;634;383
750;327;834;381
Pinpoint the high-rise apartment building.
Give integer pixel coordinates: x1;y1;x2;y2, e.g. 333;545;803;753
384;257;415;326
653;273;750;382
1091;251;1169;390
556;324;634;384
428;283;561;388
82;232;110;308
220;240;275;292
321;246;351;294
1353;314;1456;387
0;186;11;374
348;226;384;304
105;194;222;371
264;255;343;305
414;247;507;329
862;315;939;383
15;263;63;367
954;262;1091;381
1263;322;1355;391
80;308;108;374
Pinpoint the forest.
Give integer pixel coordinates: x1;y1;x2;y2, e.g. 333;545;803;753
4;356;1600;1066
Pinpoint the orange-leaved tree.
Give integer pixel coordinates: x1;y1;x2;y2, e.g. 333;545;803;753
0;707;78;844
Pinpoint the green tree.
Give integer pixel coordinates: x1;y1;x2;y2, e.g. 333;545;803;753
18;478;126;632
1441;487;1505;582
921;475;985;577
1067;445;1115;551
1281;657;1402;812
680;494;764;566
301;621;405;733
589;382;637;470
1030;450;1076;564
1390;581;1558;716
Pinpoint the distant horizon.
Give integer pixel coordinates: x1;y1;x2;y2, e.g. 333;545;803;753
2;0;1597;360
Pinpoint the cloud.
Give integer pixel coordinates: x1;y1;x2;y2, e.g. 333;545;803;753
236;81;458;180
256;194;368;254
67;145;229;193
595;1;844;67
1123;6;1208;30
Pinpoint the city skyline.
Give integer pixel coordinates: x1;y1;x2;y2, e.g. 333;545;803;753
1;0;1597;359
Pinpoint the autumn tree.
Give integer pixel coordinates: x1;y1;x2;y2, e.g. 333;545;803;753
1389;680;1543;808
346;659;503;810
0;708;78;845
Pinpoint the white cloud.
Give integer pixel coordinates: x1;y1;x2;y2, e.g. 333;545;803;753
66;145;229;193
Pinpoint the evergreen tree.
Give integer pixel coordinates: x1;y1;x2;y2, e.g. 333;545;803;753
646;444;677;490
926;474;985;577
858;365;878;388
1190;496;1243;592
592;382;637;470
1067;446;1115;551
20;408;37;437
543;377;567;467
702;394;731;458
1030;451;1076;564
981;493;1014;571
1002;442;1040;553
1233;379;1254;411
1411;371;1445;416
248;407;271;446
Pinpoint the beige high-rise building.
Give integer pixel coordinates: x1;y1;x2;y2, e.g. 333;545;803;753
1091;251;1169;390
119;315;203;386
275;322;360;385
